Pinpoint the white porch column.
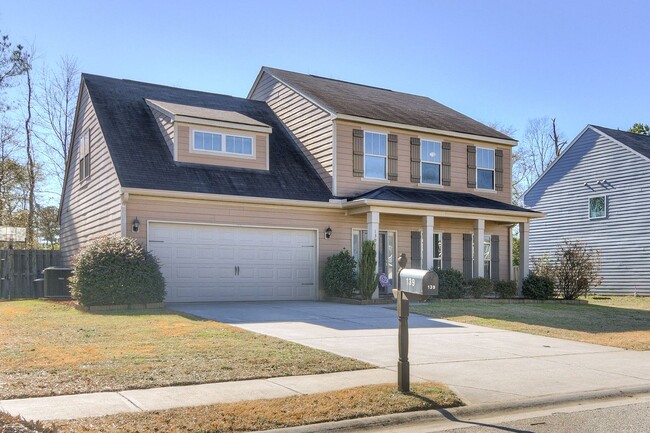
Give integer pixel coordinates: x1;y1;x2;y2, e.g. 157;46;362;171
518;221;530;295
473;219;485;278
509;225;514;282
367;211;380;299
422;216;434;270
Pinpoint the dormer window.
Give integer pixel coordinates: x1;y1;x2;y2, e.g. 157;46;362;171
193;130;254;156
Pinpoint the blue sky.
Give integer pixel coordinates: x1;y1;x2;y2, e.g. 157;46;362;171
1;0;648;144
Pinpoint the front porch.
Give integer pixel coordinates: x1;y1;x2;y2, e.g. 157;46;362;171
342;193;540;298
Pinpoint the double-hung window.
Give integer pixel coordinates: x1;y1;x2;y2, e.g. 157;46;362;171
193;130;253;156
433;232;442;270
421;140;442;185
364;132;387;179
483;234;491;279
476;148;495;189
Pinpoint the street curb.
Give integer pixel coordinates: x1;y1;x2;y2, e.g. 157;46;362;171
256;384;650;433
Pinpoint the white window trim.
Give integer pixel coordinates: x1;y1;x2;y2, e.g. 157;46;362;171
588;195;608;220
484;234;491;279
433;231;443;270
421;139;442;185
79;129;90;182
190;127;256;159
476;147;495;191
363;131;388;180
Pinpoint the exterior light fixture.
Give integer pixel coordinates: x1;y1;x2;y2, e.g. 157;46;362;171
325;226;332;239
132;217;140;233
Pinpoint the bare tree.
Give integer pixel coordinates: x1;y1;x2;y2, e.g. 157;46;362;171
487;121;528;205
20;50;37;248
519;116;566;189
36;56;79;189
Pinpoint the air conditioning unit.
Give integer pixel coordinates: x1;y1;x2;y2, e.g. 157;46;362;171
43;267;73;298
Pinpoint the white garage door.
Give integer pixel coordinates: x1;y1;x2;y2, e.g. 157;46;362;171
148;222;317;302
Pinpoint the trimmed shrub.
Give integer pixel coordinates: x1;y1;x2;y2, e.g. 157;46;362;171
494;280;517;298
70;235;166;306
435;268;466;299
466;277;494;298
522;273;555;300
358;240;378;300
322;249;357;298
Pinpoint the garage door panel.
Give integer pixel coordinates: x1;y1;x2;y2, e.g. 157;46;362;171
151;223;317;302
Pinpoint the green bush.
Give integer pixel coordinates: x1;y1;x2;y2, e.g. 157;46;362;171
322;249;357;298
435;268;466;299
70;235;166;306
466;277;494;298
494;280;517;298
522;273;555;300
358;240;378;300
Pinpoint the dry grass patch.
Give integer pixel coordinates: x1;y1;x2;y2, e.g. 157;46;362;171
53;383;462;433
413;298;650;350
0;300;370;399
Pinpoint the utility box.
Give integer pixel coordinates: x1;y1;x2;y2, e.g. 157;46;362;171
43;267;73;298
399;269;439;298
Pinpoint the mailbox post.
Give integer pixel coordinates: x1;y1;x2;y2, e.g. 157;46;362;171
393;253;438;393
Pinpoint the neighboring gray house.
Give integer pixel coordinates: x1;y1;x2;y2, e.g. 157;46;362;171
524;125;650;295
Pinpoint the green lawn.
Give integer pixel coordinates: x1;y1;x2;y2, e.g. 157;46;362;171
412;296;650;350
0;300;370;399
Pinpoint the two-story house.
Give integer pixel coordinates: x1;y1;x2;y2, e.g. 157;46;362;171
59;67;541;302
524;125;650;295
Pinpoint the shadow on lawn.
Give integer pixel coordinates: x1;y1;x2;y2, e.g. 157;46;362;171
414;301;650;334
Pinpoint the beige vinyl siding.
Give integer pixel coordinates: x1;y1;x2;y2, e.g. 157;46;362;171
126;195;512;291
59;83;122;265
150;106;174;156
176;123;268;170
250;72;334;190
336;120;513;204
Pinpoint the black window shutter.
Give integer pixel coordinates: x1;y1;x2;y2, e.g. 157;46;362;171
462;233;473;280
86;130;91;178
353;129;364;177
442;142;451;186
442;232;452;269
495;149;503;191
467;145;476;188
410;137;420;183
388;134;398;181
411;231;422;269
491;235;500;281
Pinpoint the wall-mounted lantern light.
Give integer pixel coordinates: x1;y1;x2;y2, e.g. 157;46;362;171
132;217;140;233
325;226;333;239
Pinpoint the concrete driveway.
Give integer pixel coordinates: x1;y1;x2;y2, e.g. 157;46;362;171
170;301;650;405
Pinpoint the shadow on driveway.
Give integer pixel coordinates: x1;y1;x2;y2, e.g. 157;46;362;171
167;301;463;331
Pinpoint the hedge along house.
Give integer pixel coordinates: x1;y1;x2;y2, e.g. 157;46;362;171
524;125;650;295
59;67;542;303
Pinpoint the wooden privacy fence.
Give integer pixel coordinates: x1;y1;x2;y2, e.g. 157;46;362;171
0;249;62;299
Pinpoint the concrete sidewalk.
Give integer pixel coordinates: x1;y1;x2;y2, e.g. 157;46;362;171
0;368;406;421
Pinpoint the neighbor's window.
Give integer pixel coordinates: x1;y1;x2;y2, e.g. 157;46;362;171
78;129;90;182
193;130;253;156
421;140;442;185
364;131;387;179
433;232;442;270
476;148;495;189
589;196;607;219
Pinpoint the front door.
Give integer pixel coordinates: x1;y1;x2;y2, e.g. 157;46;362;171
354;230;396;294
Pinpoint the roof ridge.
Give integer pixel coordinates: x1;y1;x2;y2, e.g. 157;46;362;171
83;73;266;105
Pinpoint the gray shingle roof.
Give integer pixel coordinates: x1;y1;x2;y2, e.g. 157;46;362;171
262;67;513;141
351;186;538;214
83;74;333;202
591;125;650;160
